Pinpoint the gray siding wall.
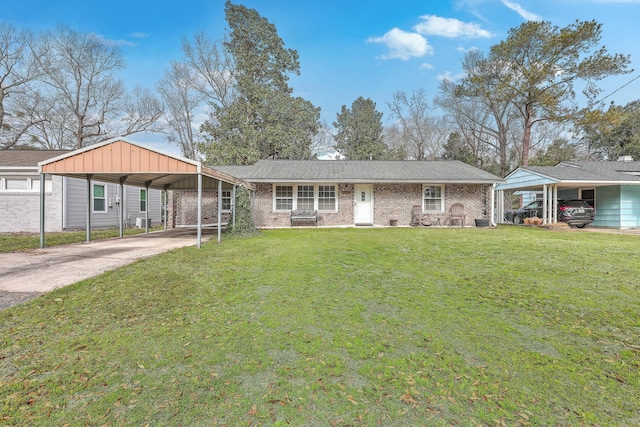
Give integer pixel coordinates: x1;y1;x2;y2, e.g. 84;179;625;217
63;177;162;230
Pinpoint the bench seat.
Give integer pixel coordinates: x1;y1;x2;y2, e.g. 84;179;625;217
290;209;318;227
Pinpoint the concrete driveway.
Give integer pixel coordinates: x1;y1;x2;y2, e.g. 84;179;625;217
0;228;215;293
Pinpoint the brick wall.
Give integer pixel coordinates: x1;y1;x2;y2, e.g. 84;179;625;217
0;175;64;233
167;190;223;227
248;182;490;227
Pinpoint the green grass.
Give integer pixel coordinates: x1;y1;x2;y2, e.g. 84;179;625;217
1;227;639;425
0;226;165;253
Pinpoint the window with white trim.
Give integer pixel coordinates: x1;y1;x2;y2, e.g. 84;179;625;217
275;185;293;210
318;185;336;211
1;176;53;192
273;184;337;211
93;184;107;213
222;190;232;211
423;185;444;211
297;185;315;210
139;189;147;212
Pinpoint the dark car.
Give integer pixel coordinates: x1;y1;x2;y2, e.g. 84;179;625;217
507;199;595;228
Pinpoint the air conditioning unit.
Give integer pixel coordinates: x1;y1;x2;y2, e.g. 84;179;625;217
136;217;151;228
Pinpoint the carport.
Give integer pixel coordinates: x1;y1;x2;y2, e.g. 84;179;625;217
38;137;254;249
496;162;640;226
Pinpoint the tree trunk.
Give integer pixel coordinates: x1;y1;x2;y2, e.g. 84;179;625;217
521;105;533;166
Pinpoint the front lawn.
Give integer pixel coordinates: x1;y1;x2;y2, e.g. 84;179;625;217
1;227;638;425
0;226;165;253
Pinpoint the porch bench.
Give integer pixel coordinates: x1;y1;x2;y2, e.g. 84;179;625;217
290;209;318;227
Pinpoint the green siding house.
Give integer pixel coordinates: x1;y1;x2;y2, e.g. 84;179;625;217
496;159;640;229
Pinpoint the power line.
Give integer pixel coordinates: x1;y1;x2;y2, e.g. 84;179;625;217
595;73;640;103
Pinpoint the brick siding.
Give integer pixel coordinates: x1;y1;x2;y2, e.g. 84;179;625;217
0;175;64;233
248;182;490;228
167;190;227;227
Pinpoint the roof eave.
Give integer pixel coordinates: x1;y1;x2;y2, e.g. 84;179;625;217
238;178;502;184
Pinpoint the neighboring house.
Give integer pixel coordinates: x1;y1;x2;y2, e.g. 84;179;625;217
496;157;640;228
0;150;162;233
212;159;503;228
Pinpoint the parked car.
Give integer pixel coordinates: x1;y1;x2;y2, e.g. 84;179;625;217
506;199;595;228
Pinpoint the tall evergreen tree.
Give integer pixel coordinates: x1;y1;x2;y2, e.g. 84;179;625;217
200;1;320;165
333;96;387;160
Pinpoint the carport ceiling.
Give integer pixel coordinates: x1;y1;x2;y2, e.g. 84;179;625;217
38;138;253;191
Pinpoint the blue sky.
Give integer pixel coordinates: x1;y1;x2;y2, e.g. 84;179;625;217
3;0;640;145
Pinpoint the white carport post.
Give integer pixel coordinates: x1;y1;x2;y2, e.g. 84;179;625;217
86;175;93;242
542;184;548;224
119;176;127;238
490;183;497;226
197;171;203;249
39;172;46;249
553;185;558;224
163;185;170;231
232;185;237;228
144;181;151;234
217;179;223;243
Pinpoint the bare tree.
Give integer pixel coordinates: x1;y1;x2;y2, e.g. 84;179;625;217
0;23;44;149
107;85;164;137
182;31;236;109
309;121;336;158
157;61;204;159
37;24;126;149
387;89;449;160
435;50;521;175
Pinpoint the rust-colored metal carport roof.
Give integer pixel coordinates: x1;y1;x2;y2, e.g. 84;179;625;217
38;137;252;191
37;137;254;248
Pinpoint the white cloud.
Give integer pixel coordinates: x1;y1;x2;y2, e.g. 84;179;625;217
128;32;150;39
413;15;493;38
367;28;433;60
437;71;465;82
420;63;435;70
457;45;478;53
89;33;135;47
501;0;543;21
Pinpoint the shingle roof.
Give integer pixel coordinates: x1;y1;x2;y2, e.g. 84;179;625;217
213;159;503;183
523;162;640;183
0;150;71;167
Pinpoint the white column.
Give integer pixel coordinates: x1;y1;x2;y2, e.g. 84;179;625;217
86;175;92;242
39;173;46;249
217;179;223;243
197;173;202;248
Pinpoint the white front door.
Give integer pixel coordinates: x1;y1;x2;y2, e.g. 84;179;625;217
354;184;373;225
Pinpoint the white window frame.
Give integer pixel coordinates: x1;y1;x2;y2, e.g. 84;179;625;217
272;184;338;212
139;188;147;213
92;184;107;213
221;189;232;211
0;176;51;192
318;185;337;211
296;185;315;210
422;184;445;212
274;185;294;211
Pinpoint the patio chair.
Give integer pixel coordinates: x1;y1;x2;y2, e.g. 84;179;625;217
411;205;432;226
448;203;466;227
